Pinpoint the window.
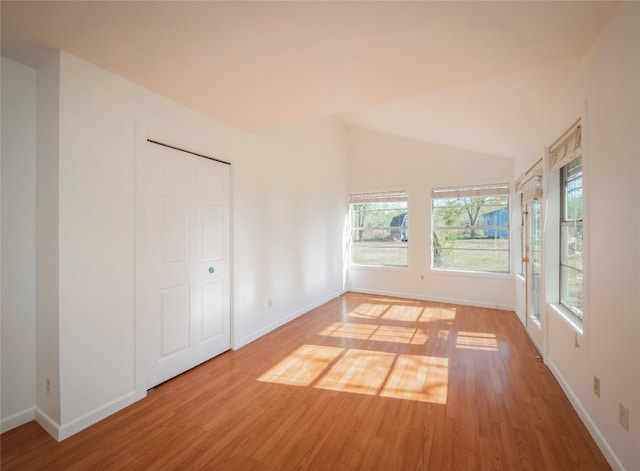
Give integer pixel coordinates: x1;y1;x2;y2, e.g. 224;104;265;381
550;118;583;324
560;157;583;319
350;191;408;267
432;184;510;273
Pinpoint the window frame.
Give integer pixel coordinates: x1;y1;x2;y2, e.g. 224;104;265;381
349;191;409;268
559;156;583;320
431;184;511;274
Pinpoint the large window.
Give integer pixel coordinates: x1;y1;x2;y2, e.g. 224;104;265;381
432;184;510;273
560;157;583;318
350;191;408;267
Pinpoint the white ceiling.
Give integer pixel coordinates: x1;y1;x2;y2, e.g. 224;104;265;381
1;1;618;158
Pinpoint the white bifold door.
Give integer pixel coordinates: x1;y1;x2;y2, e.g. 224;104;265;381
138;140;231;389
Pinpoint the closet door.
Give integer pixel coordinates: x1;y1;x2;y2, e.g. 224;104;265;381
139;140;230;388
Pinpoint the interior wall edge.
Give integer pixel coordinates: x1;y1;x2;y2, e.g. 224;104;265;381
34;407;61;442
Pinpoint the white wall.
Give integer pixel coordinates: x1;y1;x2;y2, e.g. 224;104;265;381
515;3;640;469
2;50;347;438
234;119;347;346
1;58;37;432
346;127;515;309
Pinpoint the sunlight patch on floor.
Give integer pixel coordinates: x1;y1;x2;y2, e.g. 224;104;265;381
257;344;344;386
315;349;395;395
420;307;457;322
382;305;425;322
319;322;428;345
348;303;390;319
380;355;448;404
456;331;498;351
258;346;448;404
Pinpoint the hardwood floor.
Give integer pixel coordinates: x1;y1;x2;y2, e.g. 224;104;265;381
1;293;610;470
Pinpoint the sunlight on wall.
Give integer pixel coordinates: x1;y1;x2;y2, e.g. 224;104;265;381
342;213;350;291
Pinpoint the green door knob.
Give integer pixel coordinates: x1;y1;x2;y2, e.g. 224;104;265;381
208;267;215;273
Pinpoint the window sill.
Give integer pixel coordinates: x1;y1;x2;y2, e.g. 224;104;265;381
431;268;513;281
548;303;583;334
349;264;409;273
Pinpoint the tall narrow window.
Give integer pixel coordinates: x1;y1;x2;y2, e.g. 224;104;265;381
560;157;583;318
550;118;583;323
431;184;510;273
350;191;408;267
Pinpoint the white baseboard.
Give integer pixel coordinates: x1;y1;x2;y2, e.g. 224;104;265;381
57;390;143;441
33;390;142;442
34;408;60;440
546;359;624;471
236;290;346;349
1;407;36;433
347;288;514;311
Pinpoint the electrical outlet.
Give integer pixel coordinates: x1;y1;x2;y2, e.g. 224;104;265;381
619;403;629;431
593;375;600;398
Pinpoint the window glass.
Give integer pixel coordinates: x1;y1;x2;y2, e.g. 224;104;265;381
350;192;408;267
432;185;510;273
560;157;583;318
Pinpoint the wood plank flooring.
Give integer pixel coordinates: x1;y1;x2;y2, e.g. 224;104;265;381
1;293;610;470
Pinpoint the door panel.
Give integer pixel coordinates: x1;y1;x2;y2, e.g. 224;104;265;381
160;196;189;263
140;140;231;388
201;280;224;340
525;198;543;351
160;286;190;356
200;203;224;261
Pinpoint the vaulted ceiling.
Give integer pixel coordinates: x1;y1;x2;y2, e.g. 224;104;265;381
1;1;618;158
